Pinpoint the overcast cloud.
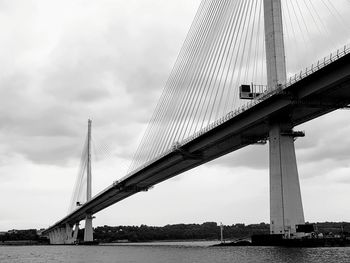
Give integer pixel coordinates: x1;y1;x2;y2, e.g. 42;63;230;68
1;0;350;231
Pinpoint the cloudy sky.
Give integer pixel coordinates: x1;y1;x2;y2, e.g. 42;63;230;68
1;0;350;231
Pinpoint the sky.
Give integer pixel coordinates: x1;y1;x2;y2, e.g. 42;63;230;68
1;0;350;231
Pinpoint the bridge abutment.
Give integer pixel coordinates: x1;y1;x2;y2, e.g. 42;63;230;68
47;223;77;244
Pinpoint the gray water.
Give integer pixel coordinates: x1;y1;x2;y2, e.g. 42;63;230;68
1;241;350;263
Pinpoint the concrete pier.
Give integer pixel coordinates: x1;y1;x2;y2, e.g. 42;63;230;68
264;0;305;235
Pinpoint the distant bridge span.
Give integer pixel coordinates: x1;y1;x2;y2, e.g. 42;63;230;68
44;49;350;235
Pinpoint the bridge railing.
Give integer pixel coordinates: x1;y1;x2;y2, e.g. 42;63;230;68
285;44;350;88
119;44;350;183
179;44;350;147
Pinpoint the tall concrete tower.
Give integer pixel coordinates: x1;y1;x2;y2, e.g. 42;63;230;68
263;0;305;235
84;119;94;242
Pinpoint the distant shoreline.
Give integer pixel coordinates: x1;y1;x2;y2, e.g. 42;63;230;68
0;240;45;246
0;239;219;247
99;239;220;245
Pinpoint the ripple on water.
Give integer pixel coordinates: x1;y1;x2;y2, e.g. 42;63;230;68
0;244;350;263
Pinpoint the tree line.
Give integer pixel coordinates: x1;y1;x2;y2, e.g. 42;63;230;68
93;222;350;242
93;222;270;242
0;229;39;242
1;222;350;242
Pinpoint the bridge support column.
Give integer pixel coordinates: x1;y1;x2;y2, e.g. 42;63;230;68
48;230;55;244
264;0;306;236
269;122;305;235
73;223;79;240
64;223;78;244
84;214;93;242
51;227;65;244
53;229;60;244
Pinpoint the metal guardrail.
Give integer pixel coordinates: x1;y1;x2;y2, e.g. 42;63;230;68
119;44;350;186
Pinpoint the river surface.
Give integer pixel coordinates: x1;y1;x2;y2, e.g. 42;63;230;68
1;241;350;263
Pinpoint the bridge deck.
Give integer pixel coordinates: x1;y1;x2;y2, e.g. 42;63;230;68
44;51;350;233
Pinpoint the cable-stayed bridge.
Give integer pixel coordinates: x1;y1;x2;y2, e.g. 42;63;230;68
43;0;350;244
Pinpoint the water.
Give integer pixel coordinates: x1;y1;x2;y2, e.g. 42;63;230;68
1;241;350;263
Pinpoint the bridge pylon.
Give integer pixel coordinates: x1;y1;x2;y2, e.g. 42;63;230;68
83;119;94;242
264;0;305;236
45;120;94;244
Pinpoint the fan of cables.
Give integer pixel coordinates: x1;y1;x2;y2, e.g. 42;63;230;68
125;0;350;174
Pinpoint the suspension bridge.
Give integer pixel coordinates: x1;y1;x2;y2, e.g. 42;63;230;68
43;0;350;244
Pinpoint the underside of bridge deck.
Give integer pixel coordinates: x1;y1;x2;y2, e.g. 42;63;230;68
43;51;350;239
